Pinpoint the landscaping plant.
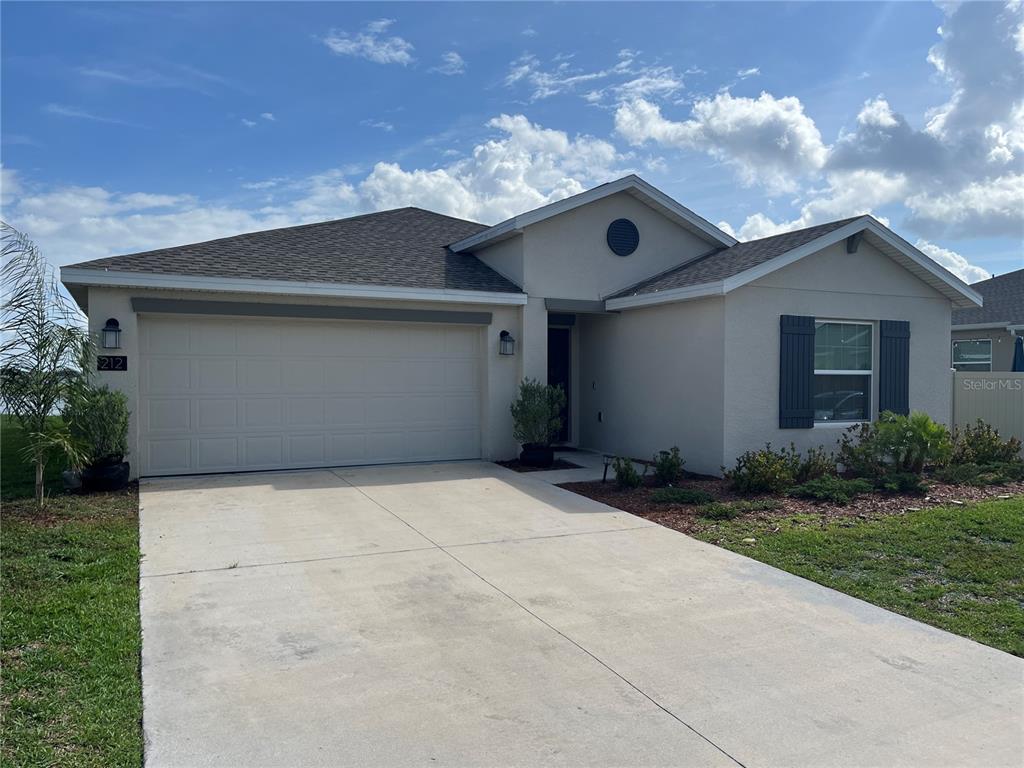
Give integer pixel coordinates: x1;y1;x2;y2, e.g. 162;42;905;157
951;420;1022;466
612;456;644;489
0;223;92;507
796;446;837;483
935;461;1024;487
725;443;801;494
788;476;874;505
652;446;684;485
650;487;714;505
878;471;929;495
509;378;566;466
63;384;132;489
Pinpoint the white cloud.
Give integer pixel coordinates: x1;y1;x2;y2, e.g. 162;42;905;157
615;93;829;193
737;67;760;79
432;51;465;76
260;112;275;122
504;53;608;100
43;103;137;127
322;19;414;65
857;96;898;128
241;118;257;128
521;26;537;37
360;119;394;133
905;174;1024;238
915;239;992;283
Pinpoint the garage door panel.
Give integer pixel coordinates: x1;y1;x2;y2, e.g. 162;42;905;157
139;316;483;475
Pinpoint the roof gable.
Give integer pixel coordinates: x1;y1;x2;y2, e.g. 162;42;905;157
951;268;1024;327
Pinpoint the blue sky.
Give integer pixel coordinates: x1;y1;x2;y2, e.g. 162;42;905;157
2;2;1021;282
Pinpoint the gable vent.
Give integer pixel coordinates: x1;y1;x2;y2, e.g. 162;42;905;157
607;219;640;256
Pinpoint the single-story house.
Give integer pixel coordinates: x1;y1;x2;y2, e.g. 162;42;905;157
950;268;1023;372
61;175;982;478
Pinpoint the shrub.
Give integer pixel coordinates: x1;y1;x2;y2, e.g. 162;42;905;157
652;446;685;485
877;471;928;495
935;461;1024;486
612;456;645;489
796;446;838;483
697;499;779;520
839;412;951;478
788;476;873;505
838;422;886;478
510;378;566;447
725;443;800;494
62;384;130;465
650;487;714;505
951;420;1022;466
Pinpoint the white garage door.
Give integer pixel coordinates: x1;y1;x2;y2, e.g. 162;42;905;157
138;315;482;476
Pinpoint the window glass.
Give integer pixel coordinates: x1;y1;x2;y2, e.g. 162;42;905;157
951;339;992;371
815;322;872;371
813;374;870;422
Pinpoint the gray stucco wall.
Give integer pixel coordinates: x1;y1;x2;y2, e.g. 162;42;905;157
722;240;954;469
578;297;726;475
951;328;1017;371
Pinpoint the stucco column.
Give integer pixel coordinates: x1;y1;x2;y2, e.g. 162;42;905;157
520;296;548;385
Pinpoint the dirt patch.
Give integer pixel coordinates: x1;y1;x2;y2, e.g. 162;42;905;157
558;473;1024;534
496;459;583;473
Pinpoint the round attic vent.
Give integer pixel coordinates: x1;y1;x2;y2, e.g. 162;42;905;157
606;218;639;256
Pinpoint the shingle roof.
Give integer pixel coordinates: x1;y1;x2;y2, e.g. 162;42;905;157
608;217;861;298
65;207;523;294
951;268;1024;326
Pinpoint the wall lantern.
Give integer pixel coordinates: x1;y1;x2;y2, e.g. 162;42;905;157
498;330;516;356
101;318;122;349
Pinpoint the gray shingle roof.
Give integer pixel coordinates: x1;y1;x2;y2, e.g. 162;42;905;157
608;217;861;298
65;207;523;294
951;268;1024;326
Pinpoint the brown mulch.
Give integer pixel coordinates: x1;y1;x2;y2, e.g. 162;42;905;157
558;473;1024;534
497;458;583;473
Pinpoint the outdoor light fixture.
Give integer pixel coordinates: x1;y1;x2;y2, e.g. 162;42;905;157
499;330;516;356
101;318;122;349
602;454;614;483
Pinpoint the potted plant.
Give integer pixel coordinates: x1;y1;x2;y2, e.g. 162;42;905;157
63;384;131;491
510;377;566;468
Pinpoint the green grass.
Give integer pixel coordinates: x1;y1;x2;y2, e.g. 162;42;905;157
1;420;142;768
1;415;67;502
694;497;1024;656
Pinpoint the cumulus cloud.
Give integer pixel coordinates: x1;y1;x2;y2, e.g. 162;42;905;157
914;239;992;283
905;174;1024;238
615;93;828;193
322;19;414;65
432;51;466;76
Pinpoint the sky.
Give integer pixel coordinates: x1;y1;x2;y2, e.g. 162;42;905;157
2;1;1022;284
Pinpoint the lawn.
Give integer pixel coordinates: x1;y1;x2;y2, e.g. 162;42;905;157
1;419;142;768
693;497;1024;657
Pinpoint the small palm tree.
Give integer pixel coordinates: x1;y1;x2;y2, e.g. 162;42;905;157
1;222;92;507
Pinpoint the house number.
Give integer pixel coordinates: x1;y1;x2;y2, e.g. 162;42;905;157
97;355;128;371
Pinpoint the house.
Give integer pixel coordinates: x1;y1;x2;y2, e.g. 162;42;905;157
60;175;982;478
950;268;1023;371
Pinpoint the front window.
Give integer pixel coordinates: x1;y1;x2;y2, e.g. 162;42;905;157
951;339;992;371
814;321;872;423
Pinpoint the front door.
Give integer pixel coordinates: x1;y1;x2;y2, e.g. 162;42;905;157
547;327;571;443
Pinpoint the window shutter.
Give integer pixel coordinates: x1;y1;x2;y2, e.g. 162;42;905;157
879;320;910;415
779;315;815;429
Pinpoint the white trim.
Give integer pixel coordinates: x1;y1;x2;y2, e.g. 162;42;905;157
951;321;1012;331
813;319;873;424
59;268;529;306
609;216;984;311
448;174;737;253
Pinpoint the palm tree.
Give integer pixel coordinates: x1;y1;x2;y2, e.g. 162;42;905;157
1;222;91;507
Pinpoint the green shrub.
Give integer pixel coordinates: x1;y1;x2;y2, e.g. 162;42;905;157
650;487;714;505
725;443;801;494
510;378;566;447
788;476;873;505
796;446;838;483
935;461;1024;486
952;420;1022;465
840;411;951;478
652;446;685;485
878;471;928;495
612;456;644;489
697;499;779;520
62;384;130;465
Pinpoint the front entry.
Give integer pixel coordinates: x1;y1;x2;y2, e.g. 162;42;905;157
547;326;571;443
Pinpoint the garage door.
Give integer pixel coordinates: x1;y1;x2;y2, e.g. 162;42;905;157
138;315;482;476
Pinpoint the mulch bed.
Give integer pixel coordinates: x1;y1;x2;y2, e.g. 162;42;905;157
497;458;583;473
558;473;1024;534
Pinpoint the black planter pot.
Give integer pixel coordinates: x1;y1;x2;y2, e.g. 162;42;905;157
519;443;555;468
82;461;130;492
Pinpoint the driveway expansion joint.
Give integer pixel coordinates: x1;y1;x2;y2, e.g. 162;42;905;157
330;469;748;768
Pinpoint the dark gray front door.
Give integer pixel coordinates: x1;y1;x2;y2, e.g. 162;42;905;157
547;327;571;443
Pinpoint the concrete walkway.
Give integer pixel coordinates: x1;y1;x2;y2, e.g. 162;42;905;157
139;461;1022;767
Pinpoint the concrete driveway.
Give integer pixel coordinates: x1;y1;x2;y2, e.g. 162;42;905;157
140;461;1022;767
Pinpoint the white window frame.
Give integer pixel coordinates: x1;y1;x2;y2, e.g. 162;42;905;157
951;338;992;372
813;319;874;427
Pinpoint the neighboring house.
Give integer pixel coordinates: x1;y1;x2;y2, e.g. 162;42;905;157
950;269;1023;372
60;175;981;478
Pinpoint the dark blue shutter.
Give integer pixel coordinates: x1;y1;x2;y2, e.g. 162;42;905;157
879;320;910;415
779;315;815;428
